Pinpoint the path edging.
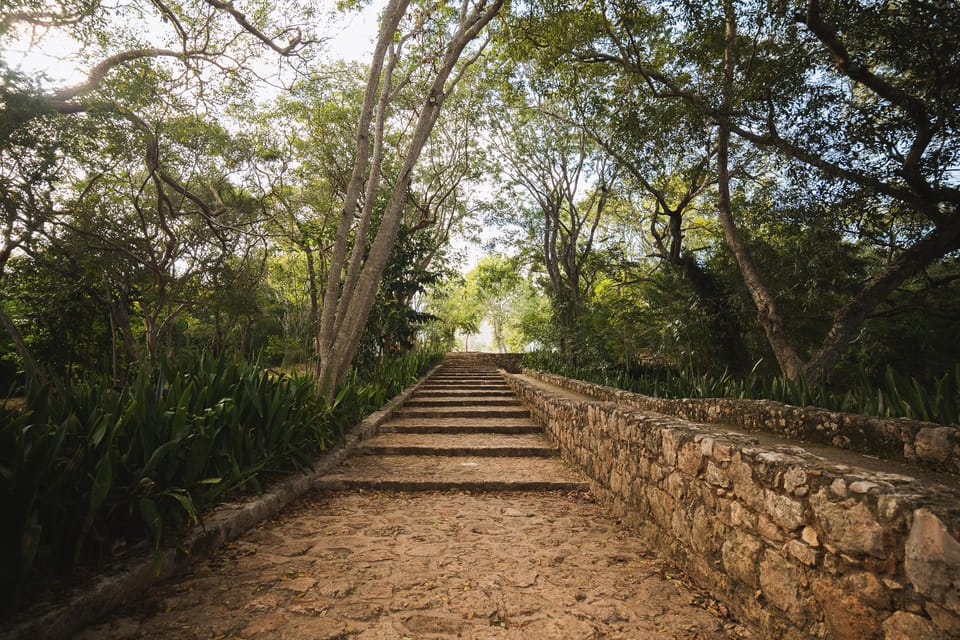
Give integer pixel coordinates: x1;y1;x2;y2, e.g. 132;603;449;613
0;364;441;640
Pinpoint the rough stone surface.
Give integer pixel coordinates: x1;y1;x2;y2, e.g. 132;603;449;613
507;370;960;640
73;491;747;640
811;491;886;558
882;611;941;640
905;508;960;616
722;531;763;588
524;370;960;475
759;550;805;625
811;577;882;640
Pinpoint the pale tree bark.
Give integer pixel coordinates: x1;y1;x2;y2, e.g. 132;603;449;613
315;0;504;396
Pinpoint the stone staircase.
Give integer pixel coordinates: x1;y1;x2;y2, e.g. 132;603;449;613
316;355;588;492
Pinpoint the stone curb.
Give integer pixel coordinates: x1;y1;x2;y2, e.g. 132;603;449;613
0;363;441;640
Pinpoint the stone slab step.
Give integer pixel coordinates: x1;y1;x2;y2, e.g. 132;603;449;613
419;380;510;391
380;420;543;435
417;384;511;392
426;376;506;385
396;407;530;419
429;372;502;377
413;390;514;397
358;433;558;457
315;455;587;492
403;398;522;408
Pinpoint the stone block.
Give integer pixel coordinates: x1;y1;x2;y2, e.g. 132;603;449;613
722;529;764;588
843;572;891;610
700;437;715;457
758;514;786;543
849;480;879;494
661;428;682;466
882;611;940;640
802;526;820;547
677;441;704;476
759;550;806;625
784;539;817;566
830;478;848;498
811;490;885;558
812;577;882;640
764;490;805;531
705;461;730;487
713;441;734;462
671;508;689;542
730;500;757;530
905;508;960;616
925;601;960;636
691;507;720;555
647;486;676;529
729;461;764;511
914;427;955;465
666;471;685;501
783;467;807;496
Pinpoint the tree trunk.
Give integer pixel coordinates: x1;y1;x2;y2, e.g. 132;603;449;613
715;0;806;381
315;0;504;397
803;217;960;383
0;306;47;393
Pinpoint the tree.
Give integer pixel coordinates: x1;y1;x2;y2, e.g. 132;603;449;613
489;95;617;362
512;0;960;385
314;0;505;395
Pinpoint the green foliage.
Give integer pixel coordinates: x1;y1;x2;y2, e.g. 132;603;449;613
354;228;443;371
524;351;960;427
0;348;440;611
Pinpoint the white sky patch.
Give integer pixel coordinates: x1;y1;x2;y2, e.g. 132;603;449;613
1;0;385;89
325;1;382;62
3;29;87;86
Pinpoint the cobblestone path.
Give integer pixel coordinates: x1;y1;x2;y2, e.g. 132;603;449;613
77;355;750;639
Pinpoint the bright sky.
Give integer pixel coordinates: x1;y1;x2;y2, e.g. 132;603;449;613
1;0;383;87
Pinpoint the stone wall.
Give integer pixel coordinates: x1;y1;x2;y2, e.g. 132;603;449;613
442;351;523;372
525;370;960;476
503;372;960;640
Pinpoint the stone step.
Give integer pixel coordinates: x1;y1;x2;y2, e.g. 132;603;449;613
380;419;543;434
413;390;514;398
418;382;511;390
426;377;504;384
315;455;588;492
357;433;558;457
402;397;522;408
396;407;530;419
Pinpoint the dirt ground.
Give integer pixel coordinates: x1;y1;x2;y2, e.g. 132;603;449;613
77;489;750;640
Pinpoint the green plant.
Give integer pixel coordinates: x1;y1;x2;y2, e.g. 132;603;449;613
0;347;443;612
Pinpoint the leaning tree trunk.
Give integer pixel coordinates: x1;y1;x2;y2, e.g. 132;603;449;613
315;0;504;398
0;306;46;393
715;0;806;382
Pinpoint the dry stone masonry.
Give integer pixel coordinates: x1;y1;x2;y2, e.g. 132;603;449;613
527;371;960;475
504;369;960;640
